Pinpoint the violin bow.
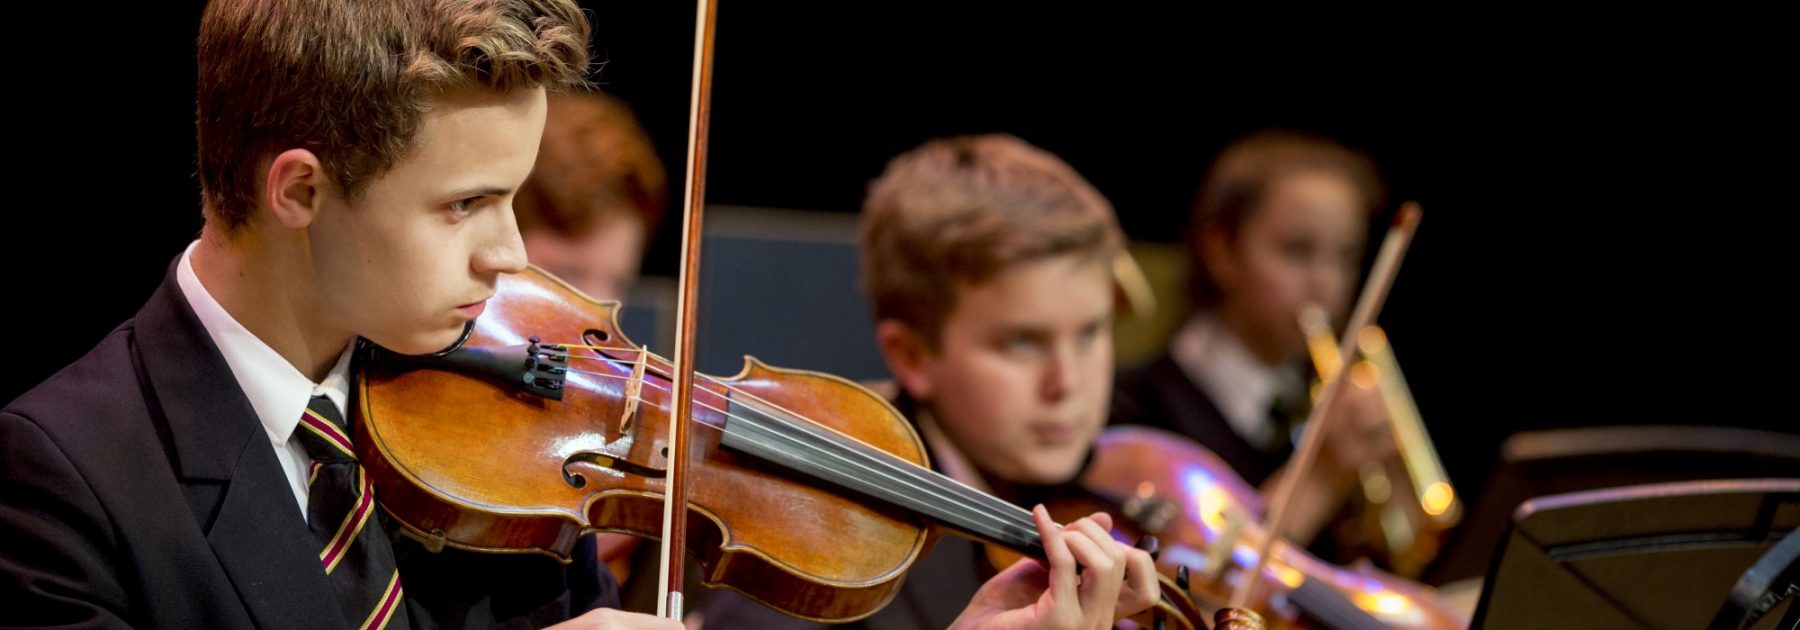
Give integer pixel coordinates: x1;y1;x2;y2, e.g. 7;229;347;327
1231;202;1423;609
657;0;719;619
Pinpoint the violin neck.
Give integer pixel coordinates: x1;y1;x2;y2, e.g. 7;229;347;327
713;395;1047;558
713;393;1393;629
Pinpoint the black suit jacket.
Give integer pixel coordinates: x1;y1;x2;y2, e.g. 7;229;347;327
1;261;617;629
1110;353;1292;487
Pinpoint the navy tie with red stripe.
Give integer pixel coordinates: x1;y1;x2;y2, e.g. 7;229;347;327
296;394;409;630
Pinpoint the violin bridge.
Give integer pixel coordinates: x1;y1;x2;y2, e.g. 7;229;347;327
1206;506;1248;583
618;345;647;437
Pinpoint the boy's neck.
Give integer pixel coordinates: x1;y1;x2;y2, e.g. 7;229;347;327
1213;306;1289;367
917;408;1065;508
192;224;352;383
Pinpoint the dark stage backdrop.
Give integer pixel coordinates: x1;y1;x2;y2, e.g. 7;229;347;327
5;4;1787;517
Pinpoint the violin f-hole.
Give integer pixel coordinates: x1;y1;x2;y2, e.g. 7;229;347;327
561;451;667;489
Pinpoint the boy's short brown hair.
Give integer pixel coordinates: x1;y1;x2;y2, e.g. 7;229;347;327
861;134;1125;344
196;0;592;230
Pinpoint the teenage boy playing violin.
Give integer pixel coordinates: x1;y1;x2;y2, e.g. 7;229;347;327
699;134;1160;629
0;3;1147;629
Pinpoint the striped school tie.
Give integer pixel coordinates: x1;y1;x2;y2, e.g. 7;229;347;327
296;394;409;630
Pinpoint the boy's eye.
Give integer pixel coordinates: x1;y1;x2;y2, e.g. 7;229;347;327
451;196;483;215
1001;334;1042;355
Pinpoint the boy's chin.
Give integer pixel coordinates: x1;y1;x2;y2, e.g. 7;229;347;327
372;325;469;357
1014;456;1086;487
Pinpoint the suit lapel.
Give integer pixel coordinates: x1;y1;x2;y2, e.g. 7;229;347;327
133;258;346;629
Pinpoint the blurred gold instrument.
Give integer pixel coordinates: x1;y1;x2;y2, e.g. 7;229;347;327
1299;303;1461;577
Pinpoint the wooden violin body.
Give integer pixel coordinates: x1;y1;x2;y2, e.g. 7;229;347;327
356;267;933;622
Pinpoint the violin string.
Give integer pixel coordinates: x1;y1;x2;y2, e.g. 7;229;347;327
553;366;1037;543
562;364;731;406
561;346;903;448
558;345;887;443
568;364;1036;539
545;368;1370;625
721;404;1037;543
548;342;1042;525
562;344;943;471
553;344;1371;624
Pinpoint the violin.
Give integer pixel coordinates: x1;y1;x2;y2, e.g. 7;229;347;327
1073;426;1468;629
351;267;1205;626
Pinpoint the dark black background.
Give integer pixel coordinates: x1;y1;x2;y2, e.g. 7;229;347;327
6;4;1788;500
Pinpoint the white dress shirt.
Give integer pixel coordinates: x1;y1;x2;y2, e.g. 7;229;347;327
176;240;354;520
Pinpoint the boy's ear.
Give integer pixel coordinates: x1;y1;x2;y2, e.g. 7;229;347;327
876;320;936;401
264;148;327;230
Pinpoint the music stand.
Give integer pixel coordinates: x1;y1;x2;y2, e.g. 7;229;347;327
1472;478;1800;629
1430;425;1800;585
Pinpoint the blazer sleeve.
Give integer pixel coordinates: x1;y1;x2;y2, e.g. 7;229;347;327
0;411;135;629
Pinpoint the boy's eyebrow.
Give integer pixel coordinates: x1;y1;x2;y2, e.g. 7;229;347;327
993;324;1053;338
445;185;513;199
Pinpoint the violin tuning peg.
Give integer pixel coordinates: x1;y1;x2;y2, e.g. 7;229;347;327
1175;565;1190;593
